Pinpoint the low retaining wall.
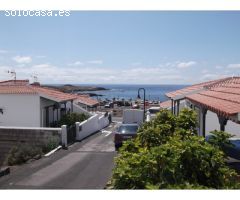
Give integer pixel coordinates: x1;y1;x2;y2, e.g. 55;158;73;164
75;112;110;141
0;126;62;166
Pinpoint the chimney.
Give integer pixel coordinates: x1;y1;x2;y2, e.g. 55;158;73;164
31;82;41;86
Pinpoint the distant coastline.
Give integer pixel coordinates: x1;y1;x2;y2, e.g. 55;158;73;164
43;84;109;96
43;84;187;101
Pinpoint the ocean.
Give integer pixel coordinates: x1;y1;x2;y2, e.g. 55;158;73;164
78;84;188;102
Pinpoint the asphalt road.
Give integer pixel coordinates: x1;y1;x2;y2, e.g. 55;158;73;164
0;123;118;189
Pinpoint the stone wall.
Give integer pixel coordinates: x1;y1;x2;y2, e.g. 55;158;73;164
0;127;61;166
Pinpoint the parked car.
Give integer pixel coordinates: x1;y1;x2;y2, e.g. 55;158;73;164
206;135;240;160
153;100;159;105
132;104;140;109
113;124;139;150
104;102;113;108
148;106;161;114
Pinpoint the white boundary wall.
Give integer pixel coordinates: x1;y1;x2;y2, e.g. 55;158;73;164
75;112;110;141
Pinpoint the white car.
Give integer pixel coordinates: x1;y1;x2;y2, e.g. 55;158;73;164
148;106;161;114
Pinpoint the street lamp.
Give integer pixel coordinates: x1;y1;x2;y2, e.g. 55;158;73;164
137;88;146;121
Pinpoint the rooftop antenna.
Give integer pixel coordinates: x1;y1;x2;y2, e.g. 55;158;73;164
7;70;16;80
31;74;38;83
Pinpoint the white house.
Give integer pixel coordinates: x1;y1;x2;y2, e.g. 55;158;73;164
0;79;91;127
163;77;240;138
75;94;99;112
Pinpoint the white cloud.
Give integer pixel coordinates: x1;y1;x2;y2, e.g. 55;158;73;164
86;60;103;65
131;62;142;66
1;63;185;84
0;49;8;54
227;64;240;69
12;56;32;64
165;62;173;67
177;61;197;69
215;66;223;69
68;61;84;66
201;73;229;81
2;58;234;84
36;55;46;58
201;69;208;74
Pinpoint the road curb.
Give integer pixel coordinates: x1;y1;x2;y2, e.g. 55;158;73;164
44;146;62;157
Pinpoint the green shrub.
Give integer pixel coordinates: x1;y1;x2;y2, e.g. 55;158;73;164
176;108;198;135
7;144;42;166
208;130;234;156
119;139;141;153
59;112;89;126
110;108;240;189
137;109;176;148
42;136;60;154
112;136;239;189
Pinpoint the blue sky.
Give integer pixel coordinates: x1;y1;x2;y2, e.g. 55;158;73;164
0;11;240;84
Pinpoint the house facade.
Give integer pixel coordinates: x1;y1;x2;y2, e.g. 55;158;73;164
75;94;99;112
0;80;90;127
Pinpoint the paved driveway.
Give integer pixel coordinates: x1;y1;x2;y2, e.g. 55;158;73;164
0;123;118;189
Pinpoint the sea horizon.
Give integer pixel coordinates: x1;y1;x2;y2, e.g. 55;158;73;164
45;83;188;102
44;83;189;86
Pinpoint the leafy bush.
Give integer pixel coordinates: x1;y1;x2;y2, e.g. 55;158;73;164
207;130;235;157
59;112;89;126
176;108;198;135
6;136;60;165
42;136;60;154
110;108;240;189
112;135;239;189
119;140;141;154
137;109;176;148
7;144;42;166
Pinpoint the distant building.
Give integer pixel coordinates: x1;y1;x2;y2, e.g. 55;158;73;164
163;77;240;138
75;94;99;112
0;79;96;127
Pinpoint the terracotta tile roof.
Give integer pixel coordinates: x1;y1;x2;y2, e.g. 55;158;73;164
32;86;77;102
186;77;240;117
75;95;99;107
166;78;229;99
0;85;37;94
0;80;77;102
0;80;29;86
160;100;171;109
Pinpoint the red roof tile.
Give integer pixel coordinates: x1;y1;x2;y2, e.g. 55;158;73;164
32;86;77;102
160;100;171;108
0;85;37;94
76;95;99;107
0;80;29;86
166;78;229;99
0;80;77;102
186;77;240;117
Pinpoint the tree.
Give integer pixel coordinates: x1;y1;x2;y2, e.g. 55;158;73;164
176;108;198;135
59;112;89;126
137;109;176;148
112;135;239;189
110;108;240;189
207;130;235;157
